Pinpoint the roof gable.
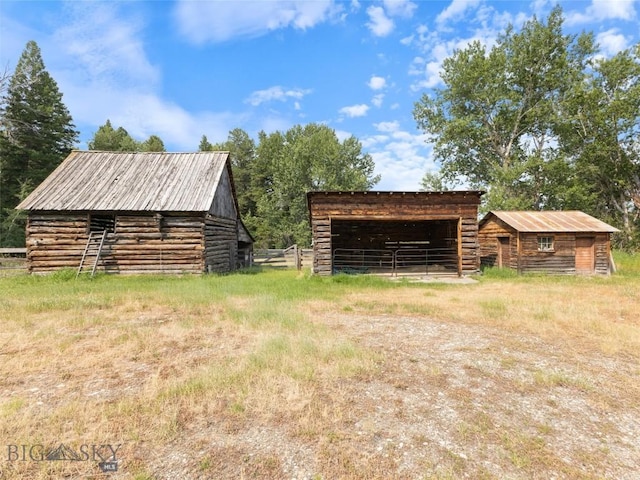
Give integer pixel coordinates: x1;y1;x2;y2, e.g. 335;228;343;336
480;211;619;233
17;151;232;212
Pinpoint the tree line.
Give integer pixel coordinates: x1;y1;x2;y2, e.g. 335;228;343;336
2;9;640;250
414;6;640;249
72;120;378;248
0;41;377;248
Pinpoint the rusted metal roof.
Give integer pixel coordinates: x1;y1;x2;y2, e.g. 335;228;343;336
483;211;619;233
17;150;231;212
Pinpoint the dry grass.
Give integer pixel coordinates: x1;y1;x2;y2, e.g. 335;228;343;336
1;263;639;479
320;270;640;358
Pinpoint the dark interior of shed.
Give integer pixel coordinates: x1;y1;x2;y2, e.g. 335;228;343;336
330;219;459;274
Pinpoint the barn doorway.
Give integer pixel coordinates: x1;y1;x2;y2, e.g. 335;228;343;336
575;237;595;274
329;218;460;276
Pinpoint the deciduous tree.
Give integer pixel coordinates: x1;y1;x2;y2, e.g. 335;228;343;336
253;123;379;247
561;45;640;248
413;7;594;210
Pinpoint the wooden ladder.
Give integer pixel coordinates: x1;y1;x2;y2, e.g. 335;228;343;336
77;230;108;278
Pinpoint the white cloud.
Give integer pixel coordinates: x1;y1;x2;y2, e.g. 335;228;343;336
400;34;414;46
408;16;502;90
366;6;394;36
174;0;340;44
565;0;637;25
383;0;418;18
339;104;370;117
111;94;241;149
375;121;400;133
7;2;248;151
255;115;293;136
368;75;387;90
53;2;159;88
530;0;554;16
360;124;435;191
61;78;245;149
334;128;353;142
372;93;385;107
596;29;631;55
436;0;482;25
361;134;389;149
245;86;312;106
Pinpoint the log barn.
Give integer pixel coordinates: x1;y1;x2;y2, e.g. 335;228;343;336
17;150;253;274
306;191;484;276
478;211;618;275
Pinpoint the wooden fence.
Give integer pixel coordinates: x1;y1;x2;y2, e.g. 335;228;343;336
0;248;27;271
252;245;313;270
0;247;315;272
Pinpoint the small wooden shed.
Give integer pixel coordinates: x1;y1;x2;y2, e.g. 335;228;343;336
478;211;618;275
17;150;253;274
307;191;484;276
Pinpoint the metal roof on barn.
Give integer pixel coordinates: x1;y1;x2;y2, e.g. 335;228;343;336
481;211;619;233
17;150;231;212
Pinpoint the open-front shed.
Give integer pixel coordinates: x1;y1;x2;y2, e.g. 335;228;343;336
17;150;253;274
306;191;484;276
478;211;618;275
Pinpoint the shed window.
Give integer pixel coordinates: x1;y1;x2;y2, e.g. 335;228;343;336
538;236;554;252
89;214;116;233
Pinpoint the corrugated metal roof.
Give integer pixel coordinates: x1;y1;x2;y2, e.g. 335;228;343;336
485;211;619;233
17;150;231;212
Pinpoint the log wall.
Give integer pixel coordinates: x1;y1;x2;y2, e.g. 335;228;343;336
204;216;238;273
478;215;612;275
478;217;517;269
26;213;92;274
25;212;240;274
311;217;332;276
517;233;610;275
307;192;483;276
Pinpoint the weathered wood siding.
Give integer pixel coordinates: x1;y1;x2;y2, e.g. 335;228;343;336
204;216;238;273
25;212;241;274
517;233;610;275
517;233;575;274
311;217;332;275
209;167;237;219
479;215;612;275
478;217;517;269
307;192;483;276
593;234;611;274
26;213;88;273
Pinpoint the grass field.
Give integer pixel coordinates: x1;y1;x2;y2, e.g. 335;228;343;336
1;255;639;479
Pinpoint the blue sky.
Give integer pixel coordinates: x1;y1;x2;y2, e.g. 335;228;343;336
1;0;639;190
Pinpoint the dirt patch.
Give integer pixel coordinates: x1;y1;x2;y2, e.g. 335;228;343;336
140;312;639;479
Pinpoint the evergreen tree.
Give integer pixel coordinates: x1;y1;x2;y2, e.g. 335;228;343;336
198;134;214;151
141;134;166;152
0;40;78;246
88;120;140;151
211;128;257;219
